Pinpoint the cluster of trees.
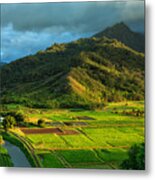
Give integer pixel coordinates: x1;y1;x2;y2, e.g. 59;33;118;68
1;111;26;131
121;143;145;170
2;116;16;131
0;110;47;130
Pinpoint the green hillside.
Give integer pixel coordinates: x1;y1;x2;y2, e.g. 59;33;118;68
0;29;144;109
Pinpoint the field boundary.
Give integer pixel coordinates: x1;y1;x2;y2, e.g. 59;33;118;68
35;145;130;151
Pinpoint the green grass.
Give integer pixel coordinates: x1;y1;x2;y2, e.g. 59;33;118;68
107;101;144;111
95;148;129;169
60;134;95;148
96;148;128;162
56;149;101;163
27;134;68;149
37;152;65;168
0;145;13;167
82;127;144;147
54;149;125;169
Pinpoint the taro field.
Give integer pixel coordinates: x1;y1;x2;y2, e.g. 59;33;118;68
0;101;144;169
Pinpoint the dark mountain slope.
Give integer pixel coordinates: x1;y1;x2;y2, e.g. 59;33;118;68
0;36;144;109
94;22;145;53
0;62;7;68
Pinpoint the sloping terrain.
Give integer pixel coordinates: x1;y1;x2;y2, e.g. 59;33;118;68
94;22;145;53
0;25;144;109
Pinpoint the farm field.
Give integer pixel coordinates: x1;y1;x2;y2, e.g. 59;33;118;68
0;101;144;169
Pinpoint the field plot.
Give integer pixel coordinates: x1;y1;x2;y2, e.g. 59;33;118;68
21;128;62;134
81;127;144;147
55;149;107;168
36;148;129;169
37;152;65;168
27;134;67;149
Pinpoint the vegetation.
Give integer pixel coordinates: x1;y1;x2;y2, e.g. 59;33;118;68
38;152;65;168
0;101;144;169
37;119;45;127
0;23;145;169
0;110;26;123
0;23;144;109
0;61;6;68
94;22;144;53
0;136;4;144
2;116;16;131
121;143;145;170
0;135;13;167
0;145;13;167
17;101;144;169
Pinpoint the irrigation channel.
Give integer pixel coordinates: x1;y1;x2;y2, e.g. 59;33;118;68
3;140;31;167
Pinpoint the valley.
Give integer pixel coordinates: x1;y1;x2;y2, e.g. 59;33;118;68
0;22;145;169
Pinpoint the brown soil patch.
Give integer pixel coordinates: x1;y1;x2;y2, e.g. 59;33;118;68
20;127;79;136
20;128;62;134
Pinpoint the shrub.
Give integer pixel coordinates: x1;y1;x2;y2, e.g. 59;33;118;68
37;119;45;127
121;143;145;170
2;115;16;131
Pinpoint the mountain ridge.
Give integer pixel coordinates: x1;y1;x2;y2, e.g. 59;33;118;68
0;23;145;109
94;22;145;53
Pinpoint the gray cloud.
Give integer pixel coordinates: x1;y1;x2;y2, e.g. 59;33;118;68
1;24;93;62
1;1;144;33
1;1;144;62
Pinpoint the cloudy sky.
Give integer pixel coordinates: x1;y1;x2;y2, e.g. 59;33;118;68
1;1;144;62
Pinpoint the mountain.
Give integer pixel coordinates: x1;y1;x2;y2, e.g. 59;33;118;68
94;22;145;53
0;62;7;68
0;26;144;109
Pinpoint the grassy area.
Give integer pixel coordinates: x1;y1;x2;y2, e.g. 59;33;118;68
0;101;145;169
27;134;67;149
56;149;102;164
81;127;144;147
38;148;128;169
0;135;13;167
37;152;65;168
0;146;13;167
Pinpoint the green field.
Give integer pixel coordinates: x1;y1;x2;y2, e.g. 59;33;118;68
0;101;144;169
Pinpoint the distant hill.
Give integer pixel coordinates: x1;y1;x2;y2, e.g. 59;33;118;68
0;62;7;68
0;24;144;109
94;22;145;53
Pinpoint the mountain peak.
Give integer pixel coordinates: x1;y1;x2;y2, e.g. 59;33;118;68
94;22;144;53
110;22;130;30
94;22;131;37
